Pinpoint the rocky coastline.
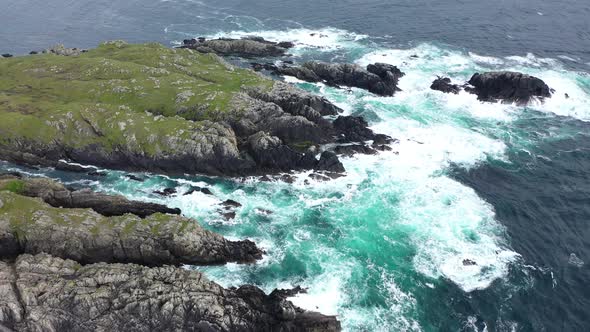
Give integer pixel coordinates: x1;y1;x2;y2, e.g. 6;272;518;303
0;173;341;331
0;36;558;331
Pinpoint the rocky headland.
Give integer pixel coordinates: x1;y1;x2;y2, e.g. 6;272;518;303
0;174;341;331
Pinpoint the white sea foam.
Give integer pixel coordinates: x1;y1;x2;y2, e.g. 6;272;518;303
207;27;368;53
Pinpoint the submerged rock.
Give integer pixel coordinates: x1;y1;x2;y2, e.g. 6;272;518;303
0;253;341;331
274;61;405;96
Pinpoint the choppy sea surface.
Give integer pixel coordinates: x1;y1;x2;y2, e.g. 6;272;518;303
1;0;590;330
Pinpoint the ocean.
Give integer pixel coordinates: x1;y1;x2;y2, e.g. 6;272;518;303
1;0;589;330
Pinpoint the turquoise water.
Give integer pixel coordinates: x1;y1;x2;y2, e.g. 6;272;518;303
4;29;590;331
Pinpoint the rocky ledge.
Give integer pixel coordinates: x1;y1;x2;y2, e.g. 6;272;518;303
273;62;405;96
430;71;553;105
181;36;294;58
0;176;341;331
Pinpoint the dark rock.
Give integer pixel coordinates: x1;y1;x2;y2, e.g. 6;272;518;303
333;115;376;142
372;144;393;152
29;51;38;55
373;133;395;145
55;160;94;173
184;186;214;196
201;187;213;195
222;211;237;220
466;71;552;104
153;187;177;197
463;259;478;266
0;254;340;331
277;41;295;49
1;54;13;58
221;199;242;209
274;61;405;96
308;173;331;182
125;174;144;182
430;76;461;94
245;131;318;173
250;62;279;72
87;171;107;177
315;151;345;173
334;144;378;156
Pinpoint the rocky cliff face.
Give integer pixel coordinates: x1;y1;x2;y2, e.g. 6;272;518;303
0;176;341;331
0;254;340;332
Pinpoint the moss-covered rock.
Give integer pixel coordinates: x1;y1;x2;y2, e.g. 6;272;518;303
0;189;262;265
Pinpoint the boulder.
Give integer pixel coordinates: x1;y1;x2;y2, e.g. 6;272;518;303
430;76;461;94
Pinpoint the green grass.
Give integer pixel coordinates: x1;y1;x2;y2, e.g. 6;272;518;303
0;190;195;240
0;41;273;156
0;180;25;194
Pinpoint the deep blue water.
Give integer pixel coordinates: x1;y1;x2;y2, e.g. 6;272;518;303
1;1;590;331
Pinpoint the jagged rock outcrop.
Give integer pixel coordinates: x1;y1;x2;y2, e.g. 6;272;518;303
315;151;345;173
0;253;340;331
430;72;552;105
248;81;343;118
181;37;294;58
430;76;461;94
43;44;85;56
231;93;328;145
0;189;261;266
246;132;317;172
274;61;405;96
466;71;552;104
2;176;180;218
333;115;379;143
